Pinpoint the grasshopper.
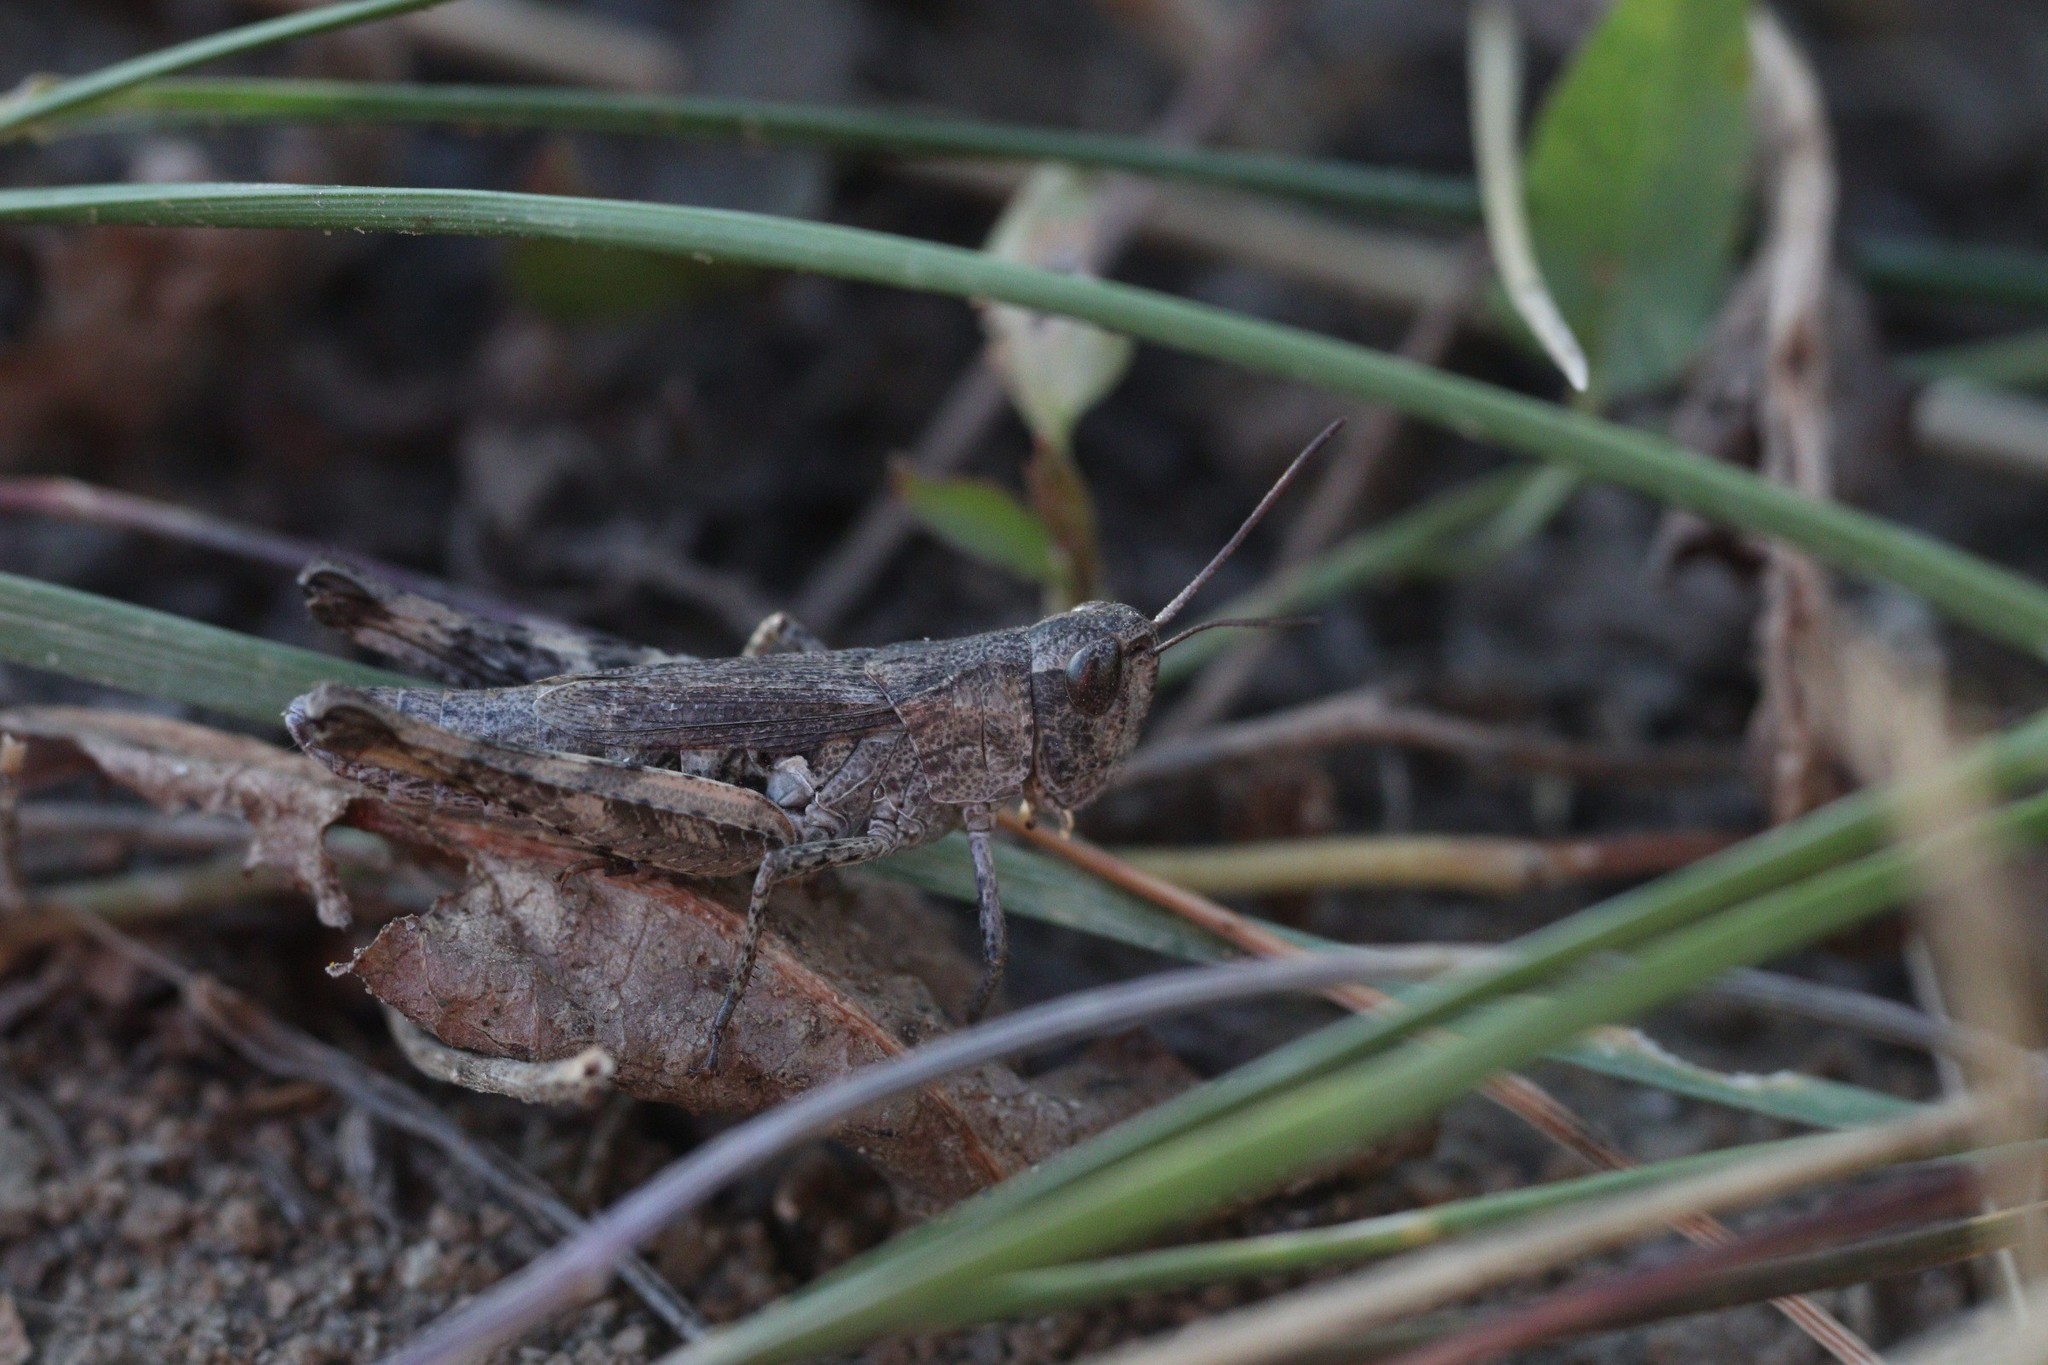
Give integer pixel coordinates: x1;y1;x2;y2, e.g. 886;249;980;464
286;425;1335;1068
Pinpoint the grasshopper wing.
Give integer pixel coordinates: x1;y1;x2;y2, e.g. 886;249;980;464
289;684;797;876
532;653;900;753
300;560;675;688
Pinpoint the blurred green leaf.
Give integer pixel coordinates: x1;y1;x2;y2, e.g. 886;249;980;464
892;465;1058;585
1525;0;1752;400
981;166;1136;454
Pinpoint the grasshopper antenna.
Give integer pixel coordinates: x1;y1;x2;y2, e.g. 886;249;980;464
1151;418;1343;631
1153;615;1317;656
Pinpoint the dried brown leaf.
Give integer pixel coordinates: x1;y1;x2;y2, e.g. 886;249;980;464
0;707;1191;1206
0;708;359;927
350;823;1190;1206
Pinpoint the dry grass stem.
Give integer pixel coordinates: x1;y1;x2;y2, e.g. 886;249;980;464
1467;0;1589;393
252;0;689;89
0;476;528;622
1123;685;1730;786
1747;11;1846;824
1080;1096;1990;1365
1913;379;2048;482
1838;629;2048;1289
1112;829;1736;896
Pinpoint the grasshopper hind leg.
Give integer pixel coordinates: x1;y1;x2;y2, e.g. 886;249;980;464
699;833;892;1071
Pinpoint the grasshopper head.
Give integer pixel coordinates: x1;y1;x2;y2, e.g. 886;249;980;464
1025;601;1159;812
1021;420;1343;816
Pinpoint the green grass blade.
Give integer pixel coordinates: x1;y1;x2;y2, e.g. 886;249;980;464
942;1136;1795;1318
3;185;2042;659
680;788;2048;1364
0;571;412;721
45;79;2048;315
875;833;1916;1131
1855;234;2048;311
0;2;452;140
64;78;1482;222
1898;327;2048;389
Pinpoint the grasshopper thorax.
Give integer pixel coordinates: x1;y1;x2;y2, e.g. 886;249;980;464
1024;601;1159;813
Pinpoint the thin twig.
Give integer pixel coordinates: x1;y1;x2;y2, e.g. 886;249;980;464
374;951;1489;1365
1123;685;1731;787
0;477;529;623
70;915;709;1344
791;3;1294;632
247;0;688;90
1110;829;1736;896
550;526;780;641
0;739;27;916
1913;379;2048;482
1003;816;1881;1365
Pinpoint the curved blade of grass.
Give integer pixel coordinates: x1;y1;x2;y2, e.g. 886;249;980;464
2;185;2040;660
677;790;2048;1365
0;1;452;140
1469;0;1589;393
59;77;1483;222
43;79;2048;315
949;1132;1991;1320
0;570;412;721
878;833;1915;1130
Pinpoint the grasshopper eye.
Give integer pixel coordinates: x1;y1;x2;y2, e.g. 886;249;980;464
1063;638;1123;716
